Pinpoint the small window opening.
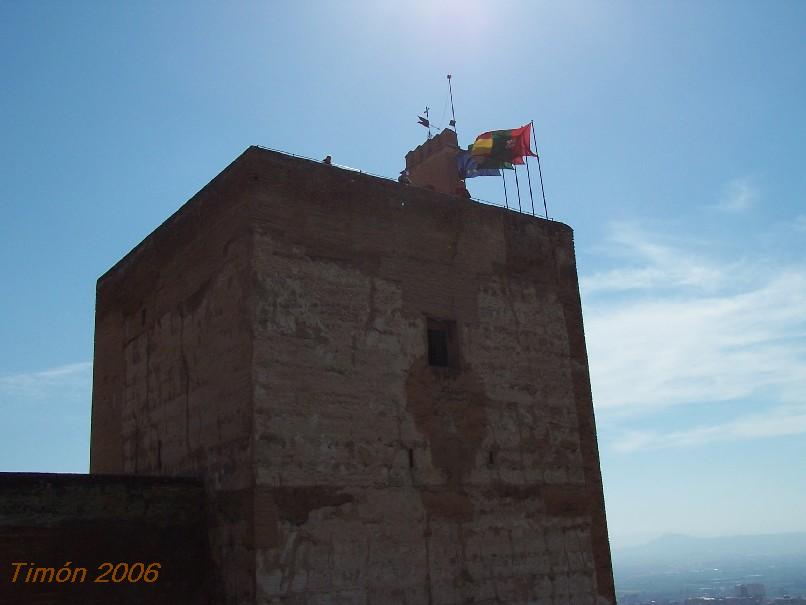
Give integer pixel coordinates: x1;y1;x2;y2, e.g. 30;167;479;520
141;309;146;326
428;329;448;367
408;448;415;469
427;318;457;368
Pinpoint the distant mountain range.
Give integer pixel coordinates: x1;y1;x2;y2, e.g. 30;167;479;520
613;532;806;568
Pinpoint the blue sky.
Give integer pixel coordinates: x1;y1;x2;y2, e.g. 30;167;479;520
1;1;805;550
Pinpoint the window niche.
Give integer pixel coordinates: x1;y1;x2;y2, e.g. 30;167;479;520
426;318;459;369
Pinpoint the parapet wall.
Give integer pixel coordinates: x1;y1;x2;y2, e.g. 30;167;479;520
0;473;214;605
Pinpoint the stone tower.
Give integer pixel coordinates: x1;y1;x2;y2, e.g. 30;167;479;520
91;141;615;604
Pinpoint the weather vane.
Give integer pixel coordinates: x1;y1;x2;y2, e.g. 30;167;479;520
417;106;431;140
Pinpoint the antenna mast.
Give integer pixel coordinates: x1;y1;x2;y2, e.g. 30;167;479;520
447;74;458;141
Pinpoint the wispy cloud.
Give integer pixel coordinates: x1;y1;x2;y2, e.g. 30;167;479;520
582;222;730;294
613;405;806;452
712;176;758;213
587;271;806;411
583;222;806;451
0;362;92;404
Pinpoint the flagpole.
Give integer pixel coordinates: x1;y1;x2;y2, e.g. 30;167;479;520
531;120;549;219
501;170;510;210
513;164;523;213
447;74;458;141
524;157;536;216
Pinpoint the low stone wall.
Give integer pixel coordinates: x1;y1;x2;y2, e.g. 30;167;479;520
0;472;215;605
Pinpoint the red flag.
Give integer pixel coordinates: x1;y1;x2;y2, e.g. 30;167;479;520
470;123;536;163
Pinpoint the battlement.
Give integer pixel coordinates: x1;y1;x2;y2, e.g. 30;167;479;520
404;128;462;194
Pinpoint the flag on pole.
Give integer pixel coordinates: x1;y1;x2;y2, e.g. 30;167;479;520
457;149;505;179
475;156;515;171
469;124;536;165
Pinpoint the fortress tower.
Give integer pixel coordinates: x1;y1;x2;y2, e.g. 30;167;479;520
90;137;615;604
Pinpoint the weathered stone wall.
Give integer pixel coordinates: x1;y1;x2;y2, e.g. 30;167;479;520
90;151;258;602
90;146;615;604
0;473;212;605
242;148;615;604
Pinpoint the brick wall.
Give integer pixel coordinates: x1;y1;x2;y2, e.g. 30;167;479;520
91;150;257;602
242;148;615;604
405;128;462;194
89;146;615;604
0;473;213;605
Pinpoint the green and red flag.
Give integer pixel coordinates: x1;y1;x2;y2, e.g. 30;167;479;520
469;123;536;165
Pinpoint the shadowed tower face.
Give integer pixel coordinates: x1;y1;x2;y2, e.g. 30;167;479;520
91;143;615;604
